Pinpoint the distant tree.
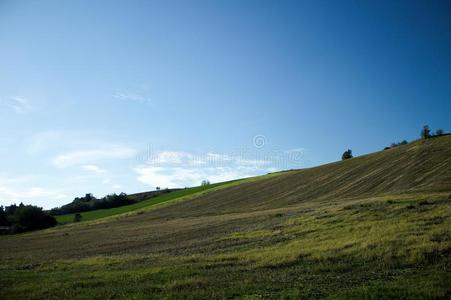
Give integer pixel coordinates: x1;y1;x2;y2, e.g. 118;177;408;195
93;193;129;210
385;140;408;150
421;125;431;139
12;205;56;232
51;191;131;215
201;180;210;186
436;129;444;136
73;213;82;222
156;187;160;191
84;193;95;202
4;204;18;216
342;149;353;160
0;206;9;226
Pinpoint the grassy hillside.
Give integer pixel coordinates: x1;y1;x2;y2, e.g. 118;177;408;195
54;173;285;225
1;136;450;299
55;182;229;224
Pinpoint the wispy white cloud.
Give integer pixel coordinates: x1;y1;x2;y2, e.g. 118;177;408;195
145;151;268;167
134;166;200;188
145;151;229;166
81;164;107;174
133;149;287;189
2;96;32;113
27;130;63;153
133;165;265;189
0;186;49;199
133;145;307;189
113;92;151;103
52;146;136;168
206;153;233;161
148;151;193;164
284;148;305;154
0;179;66;207
236;158;270;166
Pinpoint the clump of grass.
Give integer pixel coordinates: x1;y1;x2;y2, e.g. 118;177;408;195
330;272;451;299
224;230;275;240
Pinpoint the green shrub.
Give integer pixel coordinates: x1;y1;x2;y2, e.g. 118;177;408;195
421;125;431;139
73;213;82;222
10;204;56;233
342;149;353;160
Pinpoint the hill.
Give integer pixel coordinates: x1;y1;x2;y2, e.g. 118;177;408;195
1;136;450;299
52;176;279;224
54;182;230;224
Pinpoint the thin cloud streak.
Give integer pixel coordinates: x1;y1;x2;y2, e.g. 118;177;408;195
112;92;151;103
133;148;302;189
81;164;107;174
2;96;32;113
52;146;137;168
133;165;263;189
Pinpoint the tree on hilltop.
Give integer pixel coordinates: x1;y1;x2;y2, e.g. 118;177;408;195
342;149;353;160
421;125;431;139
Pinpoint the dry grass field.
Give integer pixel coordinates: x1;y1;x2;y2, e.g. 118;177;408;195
1;136;450;299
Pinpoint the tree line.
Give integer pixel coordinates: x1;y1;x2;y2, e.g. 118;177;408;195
0;204;56;234
0;190;170;234
50;192;130;215
421;125;445;139
383;140;408;150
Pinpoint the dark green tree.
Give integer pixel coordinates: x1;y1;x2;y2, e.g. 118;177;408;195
13;205;56;232
73;213;82;222
342;149;353;160
421;125;431;139
0;206;9;226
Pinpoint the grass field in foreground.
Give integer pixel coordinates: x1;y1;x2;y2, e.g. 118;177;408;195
1;192;450;299
1;136;451;299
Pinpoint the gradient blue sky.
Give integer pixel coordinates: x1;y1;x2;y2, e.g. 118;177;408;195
1;0;450;208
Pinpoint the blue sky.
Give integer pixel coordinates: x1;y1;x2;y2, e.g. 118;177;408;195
1;0;450;208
